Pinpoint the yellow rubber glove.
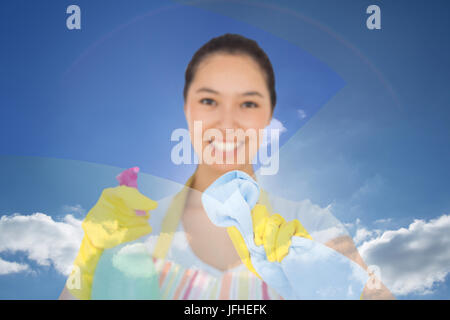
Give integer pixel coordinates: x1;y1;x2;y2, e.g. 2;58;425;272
66;185;158;300
226;204;312;279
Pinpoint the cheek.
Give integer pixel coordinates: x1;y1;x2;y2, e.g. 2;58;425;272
239;105;271;125
186;118;215;156
239;123;266;155
186;104;215;128
242;115;271;142
243;112;272;153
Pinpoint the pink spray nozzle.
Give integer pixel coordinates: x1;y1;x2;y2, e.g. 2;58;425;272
116;166;140;188
116;166;146;216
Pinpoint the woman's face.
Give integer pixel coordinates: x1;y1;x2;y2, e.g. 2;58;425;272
184;52;273;174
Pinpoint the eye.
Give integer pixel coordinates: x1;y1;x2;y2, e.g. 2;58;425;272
200;98;217;106
241;101;258;108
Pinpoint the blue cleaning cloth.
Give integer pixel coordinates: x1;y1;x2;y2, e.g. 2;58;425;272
201;170;369;300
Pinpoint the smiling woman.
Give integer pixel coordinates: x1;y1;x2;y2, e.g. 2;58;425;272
183;34;276;179
60;33;394;300
177;35;278;284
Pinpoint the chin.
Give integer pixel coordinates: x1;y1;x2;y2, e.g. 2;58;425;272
207;162;251;174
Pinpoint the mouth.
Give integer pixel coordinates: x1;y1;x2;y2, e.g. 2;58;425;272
208;139;245;153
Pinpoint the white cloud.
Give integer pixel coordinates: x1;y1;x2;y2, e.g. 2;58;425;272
374;218;392;224
268;117;287;132
352;225;383;246
0;257;29;275
61;204;86;216
297;109;307;119
350;174;384;202
0;212;83;276
342;218;361;230
260;118;287;147
356;214;450;296
354;227;377;245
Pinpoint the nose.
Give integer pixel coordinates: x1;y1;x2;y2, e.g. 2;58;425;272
216;100;239;132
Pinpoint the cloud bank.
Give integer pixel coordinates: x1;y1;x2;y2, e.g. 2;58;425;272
1;207;449;298
355;214;450;296
0;212;83;276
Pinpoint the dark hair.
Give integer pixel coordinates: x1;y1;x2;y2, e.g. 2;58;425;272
183;33;276;111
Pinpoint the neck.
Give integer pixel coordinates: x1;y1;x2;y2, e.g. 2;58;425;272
191;164;256;193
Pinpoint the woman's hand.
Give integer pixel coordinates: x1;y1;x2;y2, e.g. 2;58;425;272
201;170;376;299
62;167;158;300
226;203;312;279
251;204;312;262
81;184;158;250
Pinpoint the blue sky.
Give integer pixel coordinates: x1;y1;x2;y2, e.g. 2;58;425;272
1;0;449;299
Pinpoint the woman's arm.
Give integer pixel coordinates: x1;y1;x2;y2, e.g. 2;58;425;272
325;235;395;299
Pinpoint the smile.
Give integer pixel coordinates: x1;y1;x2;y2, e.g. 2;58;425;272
209;139;244;152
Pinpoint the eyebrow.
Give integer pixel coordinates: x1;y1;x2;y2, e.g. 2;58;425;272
195;87;264;98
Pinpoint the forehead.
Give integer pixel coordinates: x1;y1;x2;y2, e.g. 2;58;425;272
192;52;267;88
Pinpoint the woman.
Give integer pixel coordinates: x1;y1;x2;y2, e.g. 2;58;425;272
60;33;394;300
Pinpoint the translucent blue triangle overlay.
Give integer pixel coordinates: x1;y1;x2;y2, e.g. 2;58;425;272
0;0;345;185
